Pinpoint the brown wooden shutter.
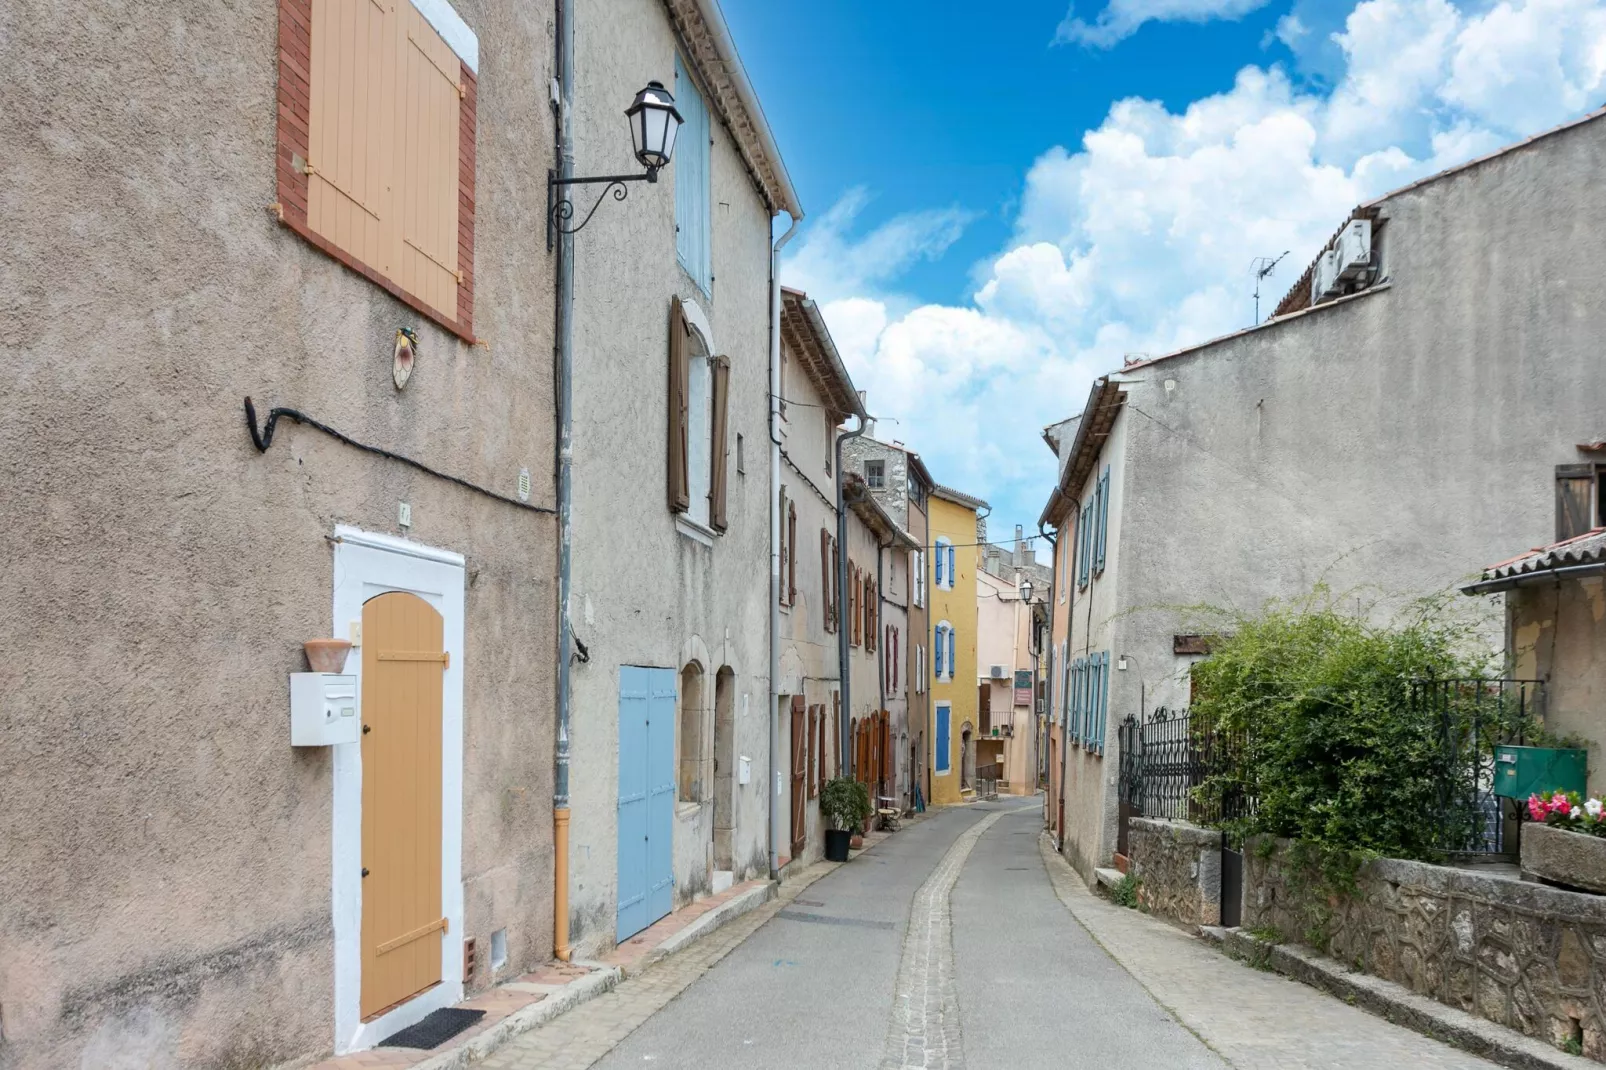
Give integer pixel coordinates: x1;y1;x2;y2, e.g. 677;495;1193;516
787;502;798;604
790;697;806;858
667;298;690;513
816;706;826;794
832;691;841;778
709;355;731;531
831;538;840;629
1556;464;1595;541
807;705;818;798
778;489;788;605
820;530;832;632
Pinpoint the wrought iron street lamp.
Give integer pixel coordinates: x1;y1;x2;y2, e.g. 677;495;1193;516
548;81;683;250
1019;577;1034;604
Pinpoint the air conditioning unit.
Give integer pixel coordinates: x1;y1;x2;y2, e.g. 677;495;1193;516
1311;249;1340;303
1333;218;1372;281
989;664;1007;680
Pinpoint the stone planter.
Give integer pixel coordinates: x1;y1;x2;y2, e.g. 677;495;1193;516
1522;821;1606;894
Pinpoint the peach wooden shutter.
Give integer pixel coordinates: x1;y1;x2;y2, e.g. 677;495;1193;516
295;0;471;334
709;355;730;532
395;0;463;320
819;530;832;632
667;298;690;512
307;0;393;275
807;705;818;798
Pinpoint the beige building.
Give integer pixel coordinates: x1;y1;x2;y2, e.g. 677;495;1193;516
1;0;561;1064
975;541;1047;795
773;289;863;864
560;0;802;956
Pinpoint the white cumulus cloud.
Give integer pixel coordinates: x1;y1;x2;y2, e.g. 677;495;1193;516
1057;0;1277;48
790;0;1606;531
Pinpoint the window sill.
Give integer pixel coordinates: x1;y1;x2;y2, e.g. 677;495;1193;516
675;800;704;819
675;515;718;546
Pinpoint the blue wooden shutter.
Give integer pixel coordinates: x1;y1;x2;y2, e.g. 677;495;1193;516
934;625;945;678
1096;467;1110;573
673;56;711;292
947;544;956;588
1097;652;1110;750
934;541;945;588
935;703;951;773
947;626;956;684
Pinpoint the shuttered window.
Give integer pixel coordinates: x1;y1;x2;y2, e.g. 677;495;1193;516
673;55;711;293
278;0;477;339
947;625;956;685
1078;501;1093;588
1556;464;1596;542
787;500;798;604
1096;652;1110;752
820;530;834;632
708;356;730;531
1095;467;1110;574
667;298;690;512
807;705;818;798
934;623;949;679
935;702;951;774
934;539;948;588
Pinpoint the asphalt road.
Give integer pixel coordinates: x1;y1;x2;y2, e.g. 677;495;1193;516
593;799;1222;1069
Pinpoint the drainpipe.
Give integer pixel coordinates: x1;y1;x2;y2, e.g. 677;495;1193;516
551;0;575;961
835;418;868;774
768;213;799;880
875;542;886;714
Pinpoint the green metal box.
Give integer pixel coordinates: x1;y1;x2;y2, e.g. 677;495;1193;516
1493;745;1587;799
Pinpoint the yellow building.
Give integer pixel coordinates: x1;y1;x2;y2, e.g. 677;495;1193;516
927;485;987;805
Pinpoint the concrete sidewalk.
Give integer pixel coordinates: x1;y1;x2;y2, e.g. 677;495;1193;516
1037;833;1503;1069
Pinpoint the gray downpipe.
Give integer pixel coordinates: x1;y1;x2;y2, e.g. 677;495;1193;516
552;0;575;957
835;417;867;774
768;214;799;879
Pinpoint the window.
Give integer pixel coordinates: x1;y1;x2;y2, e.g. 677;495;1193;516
1078;500;1093;588
914;550;926;607
678;663;705;802
673;55;711;293
934;537;954;590
276;0;478;339
1059;530;1069;603
1095;466;1110;574
820;529;837;632
1555;464;1606;541
807;705;820;798
916;644;926;693
666;299;728;531
824;414;834;475
866;460;885;488
935;702;952;774
934;620;956;682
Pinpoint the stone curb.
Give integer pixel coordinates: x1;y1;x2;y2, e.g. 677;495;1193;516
624;881;779;977
410;964;623;1070
1204;928;1599;1070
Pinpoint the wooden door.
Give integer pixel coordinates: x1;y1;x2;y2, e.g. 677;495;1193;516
790;697;806;858
360;591;446;1019
617;667;675;942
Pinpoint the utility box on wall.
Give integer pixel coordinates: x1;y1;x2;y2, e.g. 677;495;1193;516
291;673;359;746
1493;745;1587;799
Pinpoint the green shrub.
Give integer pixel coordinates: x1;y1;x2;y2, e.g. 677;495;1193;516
1111;874;1141;908
820;776;872;832
1187;586;1496;862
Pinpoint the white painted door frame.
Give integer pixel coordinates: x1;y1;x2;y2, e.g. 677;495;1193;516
330;526;467;1053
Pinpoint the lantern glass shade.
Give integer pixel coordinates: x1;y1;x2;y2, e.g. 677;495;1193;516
627;81;682;170
1019;578;1034;604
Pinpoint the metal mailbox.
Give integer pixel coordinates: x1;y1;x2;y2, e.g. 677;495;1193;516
1492;745;1587;800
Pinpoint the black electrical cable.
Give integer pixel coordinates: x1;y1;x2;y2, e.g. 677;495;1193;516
243;397;557;515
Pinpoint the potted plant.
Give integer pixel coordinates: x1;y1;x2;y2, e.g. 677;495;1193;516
1522;790;1606;894
820;776;872;862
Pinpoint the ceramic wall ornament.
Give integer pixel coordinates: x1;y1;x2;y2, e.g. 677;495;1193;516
393;327;418;389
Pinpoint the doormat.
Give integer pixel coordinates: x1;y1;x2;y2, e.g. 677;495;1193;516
378;1008;486;1050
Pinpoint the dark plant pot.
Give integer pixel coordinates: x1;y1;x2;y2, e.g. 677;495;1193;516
825;829;852;862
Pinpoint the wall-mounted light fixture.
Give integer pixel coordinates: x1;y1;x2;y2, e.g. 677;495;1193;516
548;81;682;250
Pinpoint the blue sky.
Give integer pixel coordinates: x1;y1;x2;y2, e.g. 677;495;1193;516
722;0;1606;546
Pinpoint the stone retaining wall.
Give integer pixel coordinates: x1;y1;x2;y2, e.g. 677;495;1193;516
1127;817;1222;930
1245;838;1606;1062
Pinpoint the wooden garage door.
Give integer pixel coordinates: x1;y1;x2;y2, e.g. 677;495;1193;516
360;591;446;1019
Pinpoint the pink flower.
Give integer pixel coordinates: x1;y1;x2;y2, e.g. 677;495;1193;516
1550;795;1574;815
1529;796;1548;822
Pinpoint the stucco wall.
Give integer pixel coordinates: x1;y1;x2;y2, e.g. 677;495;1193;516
0;1;559;1066
775;339;844;866
1510;579;1606;797
565;0;775;957
907;492;931;809
1058;406;1129;883
1059;116;1606;885
928;495;978;805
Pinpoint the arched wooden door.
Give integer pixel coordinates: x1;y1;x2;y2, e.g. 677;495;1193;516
360;591;446;1019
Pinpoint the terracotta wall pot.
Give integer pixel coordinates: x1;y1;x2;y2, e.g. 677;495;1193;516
1521;822;1606;894
304;639;353;673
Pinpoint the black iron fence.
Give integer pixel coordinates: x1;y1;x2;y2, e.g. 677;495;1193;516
1117;707;1251;854
1413;677;1546;855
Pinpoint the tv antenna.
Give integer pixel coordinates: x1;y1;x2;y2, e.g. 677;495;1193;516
1251;251;1290;325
